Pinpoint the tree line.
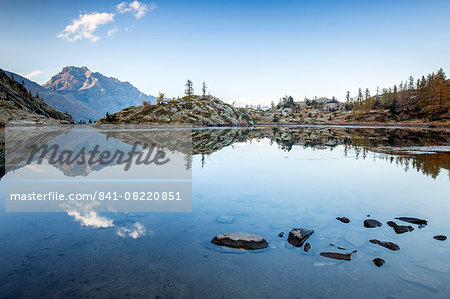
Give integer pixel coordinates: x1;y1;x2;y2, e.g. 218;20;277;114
349;68;449;120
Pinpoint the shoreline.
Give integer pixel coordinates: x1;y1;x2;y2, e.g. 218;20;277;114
2;122;450;130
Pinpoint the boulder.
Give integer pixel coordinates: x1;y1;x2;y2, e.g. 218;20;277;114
336;217;350;223
364;219;382;228
320;252;353;261
373;258;385;267
287;228;314;247
304;243;311;252
433;235;447;241
211;233;269;250
387;221;414;234
278;232;285;238
395;217;427;226
369;239;400;251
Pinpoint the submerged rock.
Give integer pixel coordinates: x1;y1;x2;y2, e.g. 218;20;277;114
287;228;314;247
304;243;311;252
373;258;385;267
336;217;350;223
433;235;447;241
211;233;269;250
364;219;383;228
395;217;427;226
369;239;400;251
278;232;285;238
216;215;235;224
320;252;353;261
387;221;414;234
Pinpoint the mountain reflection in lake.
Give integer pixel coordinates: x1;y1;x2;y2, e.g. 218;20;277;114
0;125;449;298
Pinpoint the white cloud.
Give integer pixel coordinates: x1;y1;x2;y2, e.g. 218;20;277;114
64;201;114;228
25;70;43;79
58;12;115;42
116;1;156;19
107;26;118;39
116;222;147;239
67;210;114;228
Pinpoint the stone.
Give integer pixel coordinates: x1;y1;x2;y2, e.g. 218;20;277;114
387;221;414;234
433;235;447;241
278;232;285;238
287;228;314;247
369;239;400;251
395;217;427;226
211;233;269;250
320;252;353;261
373;258;385;267
364;219;382;228
336;217;350;223
304;243;311;252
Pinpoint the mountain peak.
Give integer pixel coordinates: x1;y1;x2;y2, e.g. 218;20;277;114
42;66;155;116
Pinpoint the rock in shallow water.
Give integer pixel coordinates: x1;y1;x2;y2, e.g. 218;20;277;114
369;239;400;251
387;221;414;234
287;228;314;247
278;232;285;238
211;233;269;250
304;243;311;252
373;258;385;267
320;252;353;261
336;217;350;223
364;219;383;228
395;217;427;226
433;235;447;241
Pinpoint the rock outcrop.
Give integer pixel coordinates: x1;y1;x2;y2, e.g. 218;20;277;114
97;95;254;126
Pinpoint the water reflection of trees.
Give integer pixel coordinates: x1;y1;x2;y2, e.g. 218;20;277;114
187;127;450;179
1;126;449;179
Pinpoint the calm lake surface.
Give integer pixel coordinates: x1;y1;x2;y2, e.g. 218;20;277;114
0;125;449;298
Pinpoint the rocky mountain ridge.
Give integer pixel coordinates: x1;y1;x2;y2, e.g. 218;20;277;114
43;66;156;119
0;69;73;124
5;71;102;122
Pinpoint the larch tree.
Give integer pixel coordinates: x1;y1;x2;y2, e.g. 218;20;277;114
185;80;194;97
202;81;207;97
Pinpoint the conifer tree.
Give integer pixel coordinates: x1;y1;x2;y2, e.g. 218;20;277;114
185;79;194;97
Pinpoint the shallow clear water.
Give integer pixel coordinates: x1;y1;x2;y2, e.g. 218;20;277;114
0;126;449;298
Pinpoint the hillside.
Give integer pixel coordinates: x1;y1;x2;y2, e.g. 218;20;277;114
0;69;73;124
97;95;253;126
43;66;156;119
5;71;102;122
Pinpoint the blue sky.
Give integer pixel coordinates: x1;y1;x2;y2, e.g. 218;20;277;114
1;0;449;105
